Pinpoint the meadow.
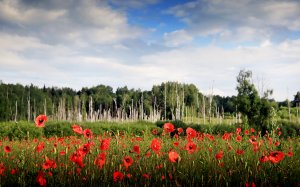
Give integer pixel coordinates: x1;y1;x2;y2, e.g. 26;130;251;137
0;116;299;186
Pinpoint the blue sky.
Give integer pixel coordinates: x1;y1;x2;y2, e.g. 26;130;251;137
0;0;299;101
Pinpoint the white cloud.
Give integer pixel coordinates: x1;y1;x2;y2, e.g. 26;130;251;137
166;0;300;42
163;29;193;47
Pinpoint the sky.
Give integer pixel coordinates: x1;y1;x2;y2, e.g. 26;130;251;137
0;0;299;101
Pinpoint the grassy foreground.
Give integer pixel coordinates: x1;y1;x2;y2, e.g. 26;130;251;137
0;120;299;187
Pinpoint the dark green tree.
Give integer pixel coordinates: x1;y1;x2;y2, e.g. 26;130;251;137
236;70;275;133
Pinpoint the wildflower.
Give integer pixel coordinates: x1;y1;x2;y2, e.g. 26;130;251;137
185;141;197;154
35;115;48;128
222;132;230;141
168;151;180;163
215;150;223;160
70;151;84;168
132;145;140;155
83;129;93;139
186;127;197;139
42;157;57;170
177;127;183;134
163;123;175;133
268;151;285;164
113;171;124;182
72;125;83;134
0;163;5;176
236;135;242;142
151;128;158;135
150;138;161;154
94;152;106;169
100;138;111;151
260;155;269;163
4;145;11;153
236;149;244;155
143;173;150;179
36;142;45;152
36;171;46;186
78;143;91;155
123;156;133;169
236;127;242;135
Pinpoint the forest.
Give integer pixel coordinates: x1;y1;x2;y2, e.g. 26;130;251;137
0;70;299;129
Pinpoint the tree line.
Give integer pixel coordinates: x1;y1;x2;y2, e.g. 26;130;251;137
0;70;299;128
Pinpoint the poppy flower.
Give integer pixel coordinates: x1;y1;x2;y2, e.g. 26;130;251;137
186;127;197;139
4;145;11;153
151;128;158;135
177;127;183;134
236;149;244;155
236;127;242;135
244;129;249;135
215;150;223;160
168;151;180;163
100;138;111;151
236;135;242;142
78;143;91;155
185;141;197;154
132;145;140;155
222;132;230;141
113;171;124;182
70;151;84;168
72;125;83;135
36;142;45;152
123;156;133;169
0;162;5;176
260;155;269;163
36;171;46;187
42;157;57;170
268;151;285;164
143;173;150;179
94;152;106;169
35;115;48;128
150;138;161;154
163;123;175;133
83;129;93;139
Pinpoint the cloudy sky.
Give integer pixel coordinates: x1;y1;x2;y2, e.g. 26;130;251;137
0;0;299;101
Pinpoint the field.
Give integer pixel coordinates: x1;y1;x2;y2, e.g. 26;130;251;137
0;117;299;186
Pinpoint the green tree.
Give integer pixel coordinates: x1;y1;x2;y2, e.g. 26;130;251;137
236;70;274;133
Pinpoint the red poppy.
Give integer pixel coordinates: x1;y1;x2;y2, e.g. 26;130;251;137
36;142;45;152
215;150;223;160
132;145;140;155
260;155;269;163
83;129;93;139
78;143;91;155
10;169;17;175
35;114;48;128
94;152;106;169
100;138;111;151
70;151;84;168
72;125;83;134
222;132;230;141
42;157;57;170
236;135;242;142
150;138;161;154
173;141;179;147
250;128;255;133
236;149;244;155
236;127;242;135
185;141;197;154
113;171;124;182
245;182;256;187
59;151;66;156
123;156;133;169
4;145;11;153
268;151;285;164
0;162;5;176
143;173;150;179
36;171;46;186
163;123;175;133
177;127;183;134
168;151;180;163
244;129;249;135
151;128;158;135
186;127;197;139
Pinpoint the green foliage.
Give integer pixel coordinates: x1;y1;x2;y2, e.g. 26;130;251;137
235;70;278;132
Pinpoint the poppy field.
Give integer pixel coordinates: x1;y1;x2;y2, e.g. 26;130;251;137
0;115;299;186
